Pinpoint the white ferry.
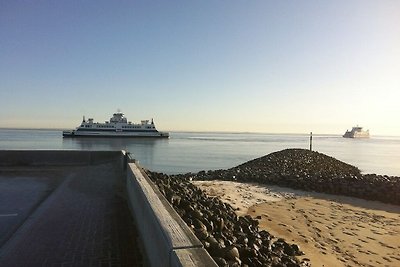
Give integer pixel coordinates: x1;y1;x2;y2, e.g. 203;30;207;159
343;126;369;138
63;111;169;138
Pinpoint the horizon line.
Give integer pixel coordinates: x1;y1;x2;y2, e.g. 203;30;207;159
0;127;399;138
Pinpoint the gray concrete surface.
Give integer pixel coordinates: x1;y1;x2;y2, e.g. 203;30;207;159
0;151;142;267
1;150;217;267
0;169;64;248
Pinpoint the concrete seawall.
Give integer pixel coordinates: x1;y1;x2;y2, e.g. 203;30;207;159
0;150;125;167
126;161;217;267
0;150;216;267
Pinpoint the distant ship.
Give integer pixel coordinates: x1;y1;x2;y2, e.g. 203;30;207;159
63;111;169;138
343;126;369;138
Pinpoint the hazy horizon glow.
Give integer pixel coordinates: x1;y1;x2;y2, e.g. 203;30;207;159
1;1;399;135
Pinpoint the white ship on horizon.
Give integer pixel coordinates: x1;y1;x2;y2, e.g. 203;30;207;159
63;111;169;138
343;126;369;138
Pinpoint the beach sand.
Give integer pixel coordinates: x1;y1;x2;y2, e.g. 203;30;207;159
193;180;400;267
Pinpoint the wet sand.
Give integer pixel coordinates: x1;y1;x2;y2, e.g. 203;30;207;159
194;180;400;267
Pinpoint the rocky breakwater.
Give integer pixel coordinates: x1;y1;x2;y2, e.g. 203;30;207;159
192;149;400;205
146;171;309;267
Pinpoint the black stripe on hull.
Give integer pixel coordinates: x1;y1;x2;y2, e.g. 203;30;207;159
63;133;169;138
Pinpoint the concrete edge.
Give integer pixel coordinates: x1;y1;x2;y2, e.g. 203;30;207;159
171;248;217;267
136;167;202;246
126;162;217;267
0;150;124;167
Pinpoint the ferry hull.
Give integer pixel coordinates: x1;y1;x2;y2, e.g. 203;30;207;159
63;130;169;138
342;126;369;138
342;133;369;138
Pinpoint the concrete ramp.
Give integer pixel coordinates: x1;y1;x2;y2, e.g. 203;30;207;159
0;150;217;267
0;150;141;266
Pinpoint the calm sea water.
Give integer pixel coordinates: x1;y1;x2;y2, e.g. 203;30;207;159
0;129;399;176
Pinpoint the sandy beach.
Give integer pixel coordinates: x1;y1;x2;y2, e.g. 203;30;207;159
193;180;400;267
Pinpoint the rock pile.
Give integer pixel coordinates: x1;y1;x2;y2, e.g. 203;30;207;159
146;171;309;267
190;149;400;205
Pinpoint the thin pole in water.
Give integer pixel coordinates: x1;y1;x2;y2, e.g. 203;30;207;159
310;132;313;151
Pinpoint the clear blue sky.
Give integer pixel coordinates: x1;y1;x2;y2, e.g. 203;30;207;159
1;1;399;135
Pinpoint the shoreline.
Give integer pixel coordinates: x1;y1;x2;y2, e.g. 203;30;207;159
192;149;400;205
194;180;400;267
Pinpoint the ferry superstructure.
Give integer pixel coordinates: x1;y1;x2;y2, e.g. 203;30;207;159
63;112;169;138
343;126;369;138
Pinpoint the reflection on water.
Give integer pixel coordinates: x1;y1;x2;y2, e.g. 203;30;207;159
62;137;168;172
62;137;159;150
